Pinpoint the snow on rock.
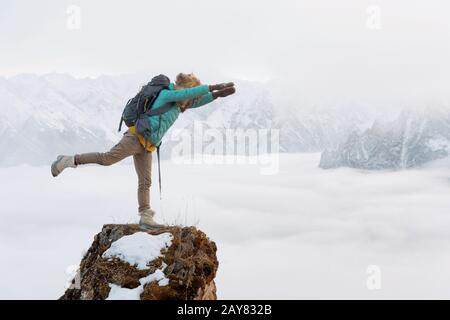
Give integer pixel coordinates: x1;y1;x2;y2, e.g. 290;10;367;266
60;224;218;300
102;232;173;270
106;283;142;300
107;269;169;300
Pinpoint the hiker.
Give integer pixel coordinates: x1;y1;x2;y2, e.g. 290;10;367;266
51;73;236;230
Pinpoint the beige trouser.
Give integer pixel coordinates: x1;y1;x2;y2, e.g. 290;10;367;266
74;131;152;212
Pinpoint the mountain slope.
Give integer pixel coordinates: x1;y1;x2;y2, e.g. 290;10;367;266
319;109;450;169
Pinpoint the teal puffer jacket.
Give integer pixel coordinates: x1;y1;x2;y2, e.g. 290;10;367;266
145;83;214;146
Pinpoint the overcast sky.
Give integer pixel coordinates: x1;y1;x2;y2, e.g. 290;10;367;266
1;0;449;104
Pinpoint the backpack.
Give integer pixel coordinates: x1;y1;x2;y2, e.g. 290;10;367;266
118;74;175;198
118;74;172;131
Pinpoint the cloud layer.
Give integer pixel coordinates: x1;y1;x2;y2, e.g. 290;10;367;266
1;154;450;298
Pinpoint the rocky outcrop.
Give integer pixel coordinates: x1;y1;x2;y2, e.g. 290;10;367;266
60;224;218;300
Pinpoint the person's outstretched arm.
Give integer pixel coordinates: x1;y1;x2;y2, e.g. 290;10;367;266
189;92;214;109
160;85;210;103
159;82;235;104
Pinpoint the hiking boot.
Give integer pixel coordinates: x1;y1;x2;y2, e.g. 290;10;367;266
51;155;77;177
139;209;166;230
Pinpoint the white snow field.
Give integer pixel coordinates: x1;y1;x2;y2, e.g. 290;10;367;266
1;153;450;299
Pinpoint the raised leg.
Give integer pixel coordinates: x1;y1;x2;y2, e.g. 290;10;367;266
75;132;141;166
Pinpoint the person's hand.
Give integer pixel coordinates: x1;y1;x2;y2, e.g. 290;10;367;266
212;86;236;99
209;82;234;91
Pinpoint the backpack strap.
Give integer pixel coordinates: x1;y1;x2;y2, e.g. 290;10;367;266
156;143;162;200
118;117;124;132
118;98;132;132
149;103;176;199
135;95;142;124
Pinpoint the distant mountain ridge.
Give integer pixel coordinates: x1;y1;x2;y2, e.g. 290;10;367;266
0;73;372;166
319;108;450;169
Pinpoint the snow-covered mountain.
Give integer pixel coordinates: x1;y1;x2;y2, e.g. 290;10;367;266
319;108;450;169
0;73;372;166
0;73;140;166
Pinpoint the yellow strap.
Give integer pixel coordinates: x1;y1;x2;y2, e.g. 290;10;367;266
128;126;156;152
